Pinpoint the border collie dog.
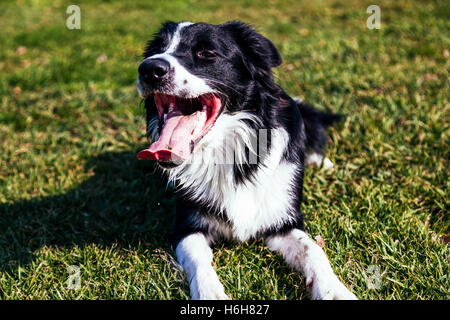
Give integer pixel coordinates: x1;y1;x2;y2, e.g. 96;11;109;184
137;21;357;300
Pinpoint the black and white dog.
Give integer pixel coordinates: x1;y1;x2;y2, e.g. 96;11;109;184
137;21;357;300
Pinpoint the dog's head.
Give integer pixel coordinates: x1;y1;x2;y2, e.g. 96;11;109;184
137;21;281;167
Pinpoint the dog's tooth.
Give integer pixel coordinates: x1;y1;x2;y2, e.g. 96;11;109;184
191;111;207;137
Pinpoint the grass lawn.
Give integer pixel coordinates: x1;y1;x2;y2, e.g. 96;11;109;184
0;0;448;300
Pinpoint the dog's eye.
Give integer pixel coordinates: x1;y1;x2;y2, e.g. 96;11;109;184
196;50;216;60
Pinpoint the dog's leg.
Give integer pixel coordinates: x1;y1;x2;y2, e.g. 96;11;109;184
175;232;229;300
305;152;334;170
265;228;357;300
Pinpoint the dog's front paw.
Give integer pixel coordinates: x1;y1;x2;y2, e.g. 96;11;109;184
309;273;357;300
190;271;230;300
195;289;230;300
192;284;230;300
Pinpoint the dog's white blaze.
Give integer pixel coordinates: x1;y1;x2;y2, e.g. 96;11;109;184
266;229;357;300
166;113;297;241
165;21;193;54
175;233;229;299
142;21;213;98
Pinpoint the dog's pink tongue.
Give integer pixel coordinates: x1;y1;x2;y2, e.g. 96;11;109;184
138;111;203;162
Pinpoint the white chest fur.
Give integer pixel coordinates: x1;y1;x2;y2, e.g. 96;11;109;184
166;113;298;241
220;159;297;240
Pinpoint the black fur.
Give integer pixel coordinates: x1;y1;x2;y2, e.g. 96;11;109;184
299;101;343;154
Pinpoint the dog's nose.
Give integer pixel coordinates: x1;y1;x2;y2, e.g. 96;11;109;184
138;58;170;83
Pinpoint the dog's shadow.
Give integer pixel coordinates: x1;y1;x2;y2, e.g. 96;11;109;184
0;151;177;273
0;150;305;299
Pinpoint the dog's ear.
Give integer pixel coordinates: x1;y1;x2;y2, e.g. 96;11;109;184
222;21;282;78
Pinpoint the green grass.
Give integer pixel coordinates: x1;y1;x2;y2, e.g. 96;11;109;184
0;0;448;300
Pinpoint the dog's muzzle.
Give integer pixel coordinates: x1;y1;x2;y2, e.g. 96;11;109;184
138;58;171;85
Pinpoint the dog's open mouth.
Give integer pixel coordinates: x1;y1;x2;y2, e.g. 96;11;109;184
137;93;222;162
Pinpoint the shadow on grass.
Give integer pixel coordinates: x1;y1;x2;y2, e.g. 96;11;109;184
0;150;177;273
0;150;307;299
